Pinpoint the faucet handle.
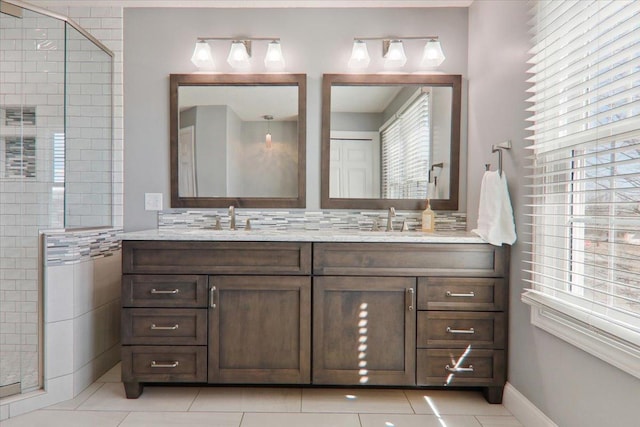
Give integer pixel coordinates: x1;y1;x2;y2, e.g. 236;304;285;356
371;219;379;231
245;218;252;231
401;219;409;232
214;218;222;230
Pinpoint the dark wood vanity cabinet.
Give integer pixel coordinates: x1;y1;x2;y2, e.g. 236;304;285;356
121;239;507;403
313;276;416;385
208;275;310;384
121;241;312;398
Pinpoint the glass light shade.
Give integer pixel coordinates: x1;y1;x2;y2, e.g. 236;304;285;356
265;132;272;149
264;40;286;70
191;40;215;69
384;40;407;68
227;41;251;69
348;40;371;69
420;39;446;68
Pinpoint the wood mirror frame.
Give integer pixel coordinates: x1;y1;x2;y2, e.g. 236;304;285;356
321;73;461;210
170;73;306;208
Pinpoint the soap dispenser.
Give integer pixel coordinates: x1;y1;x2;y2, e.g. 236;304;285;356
421;199;435;232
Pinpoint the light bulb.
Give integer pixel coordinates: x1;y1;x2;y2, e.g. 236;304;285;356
265;132;272;149
384;40;407;68
348;40;370;69
264;40;286;70
227;41;250;69
420;39;445;68
191;40;214;70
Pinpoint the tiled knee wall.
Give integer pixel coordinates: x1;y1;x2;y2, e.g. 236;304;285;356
0;228;122;421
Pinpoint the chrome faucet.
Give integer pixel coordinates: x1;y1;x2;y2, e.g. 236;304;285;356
386;207;396;232
228;205;236;230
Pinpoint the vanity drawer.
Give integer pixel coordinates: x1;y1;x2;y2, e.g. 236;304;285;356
417;278;505;311
123;241;311;275
313;243;505;277
417;349;505;386
417;312;505;349
122;275;208;308
122;345;207;383
122;308;207;345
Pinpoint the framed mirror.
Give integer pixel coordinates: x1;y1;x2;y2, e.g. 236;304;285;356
170;74;306;208
321;74;461;210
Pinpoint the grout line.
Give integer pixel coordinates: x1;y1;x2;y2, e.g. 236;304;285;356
357;413;364;427
299;388;303;413
115;410;131;426
402;390;417;414
238;411;245;427
186;387;201;412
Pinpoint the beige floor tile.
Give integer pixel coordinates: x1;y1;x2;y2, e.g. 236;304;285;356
241;412;361;427
360;413;482;427
404;390;512;416
189;387;301;413
77;383;199;412
95;362;121;383
0;409;127;427
47;383;105;410
476;415;523;426
301;388;414;414
120;411;243;426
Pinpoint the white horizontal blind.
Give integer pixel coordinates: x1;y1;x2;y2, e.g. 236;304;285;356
523;0;640;350
381;91;430;198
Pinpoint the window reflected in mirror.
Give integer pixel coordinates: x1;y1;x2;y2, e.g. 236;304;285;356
322;74;461;210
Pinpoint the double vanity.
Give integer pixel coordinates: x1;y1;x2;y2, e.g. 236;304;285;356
120;230;508;403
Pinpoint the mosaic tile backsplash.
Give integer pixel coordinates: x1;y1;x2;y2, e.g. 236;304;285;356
45;228;123;266
158;209;467;232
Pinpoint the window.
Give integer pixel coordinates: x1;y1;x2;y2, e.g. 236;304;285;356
522;0;640;378
381;90;430;199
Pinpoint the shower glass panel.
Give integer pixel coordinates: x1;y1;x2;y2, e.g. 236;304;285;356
0;2;113;397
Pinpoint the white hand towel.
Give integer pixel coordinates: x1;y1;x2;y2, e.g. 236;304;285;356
472;171;517;246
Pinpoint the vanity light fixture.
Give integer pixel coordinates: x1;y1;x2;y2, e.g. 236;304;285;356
263;115;274;149
264;40;286;70
190;37;285;71
347;40;371;69
420;38;446;68
348;36;444;70
383;39;407;68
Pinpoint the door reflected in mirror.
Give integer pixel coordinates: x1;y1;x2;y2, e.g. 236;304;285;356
321;74;461;210
170;74;306;208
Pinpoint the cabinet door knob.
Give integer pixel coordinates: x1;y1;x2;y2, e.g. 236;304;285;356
210;286;218;308
406;288;415;311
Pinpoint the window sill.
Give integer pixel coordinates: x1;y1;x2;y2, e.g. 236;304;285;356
521;290;640;380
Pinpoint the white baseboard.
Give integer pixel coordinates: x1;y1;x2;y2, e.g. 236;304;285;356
503;382;557;427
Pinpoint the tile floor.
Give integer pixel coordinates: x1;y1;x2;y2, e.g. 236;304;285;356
3;364;523;427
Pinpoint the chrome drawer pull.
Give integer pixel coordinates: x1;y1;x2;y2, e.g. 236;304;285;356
150;360;179;368
447;326;475;334
210;286;218;309
446;291;475;298
150;324;179;330
150;288;179;295
445;364;474;373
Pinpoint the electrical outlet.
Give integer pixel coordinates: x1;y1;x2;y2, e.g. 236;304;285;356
144;193;163;211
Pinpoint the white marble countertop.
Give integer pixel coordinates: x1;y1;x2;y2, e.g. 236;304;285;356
119;228;486;244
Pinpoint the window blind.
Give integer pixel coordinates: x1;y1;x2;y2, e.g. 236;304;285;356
522;0;640;361
381;91;430;199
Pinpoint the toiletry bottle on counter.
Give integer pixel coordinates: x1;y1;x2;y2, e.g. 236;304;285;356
421;199;435;232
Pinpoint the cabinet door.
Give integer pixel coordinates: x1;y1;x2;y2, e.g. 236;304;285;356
208;276;311;384
313;276;416;386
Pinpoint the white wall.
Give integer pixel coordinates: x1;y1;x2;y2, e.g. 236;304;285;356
123;7;469;231
467;2;640;426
